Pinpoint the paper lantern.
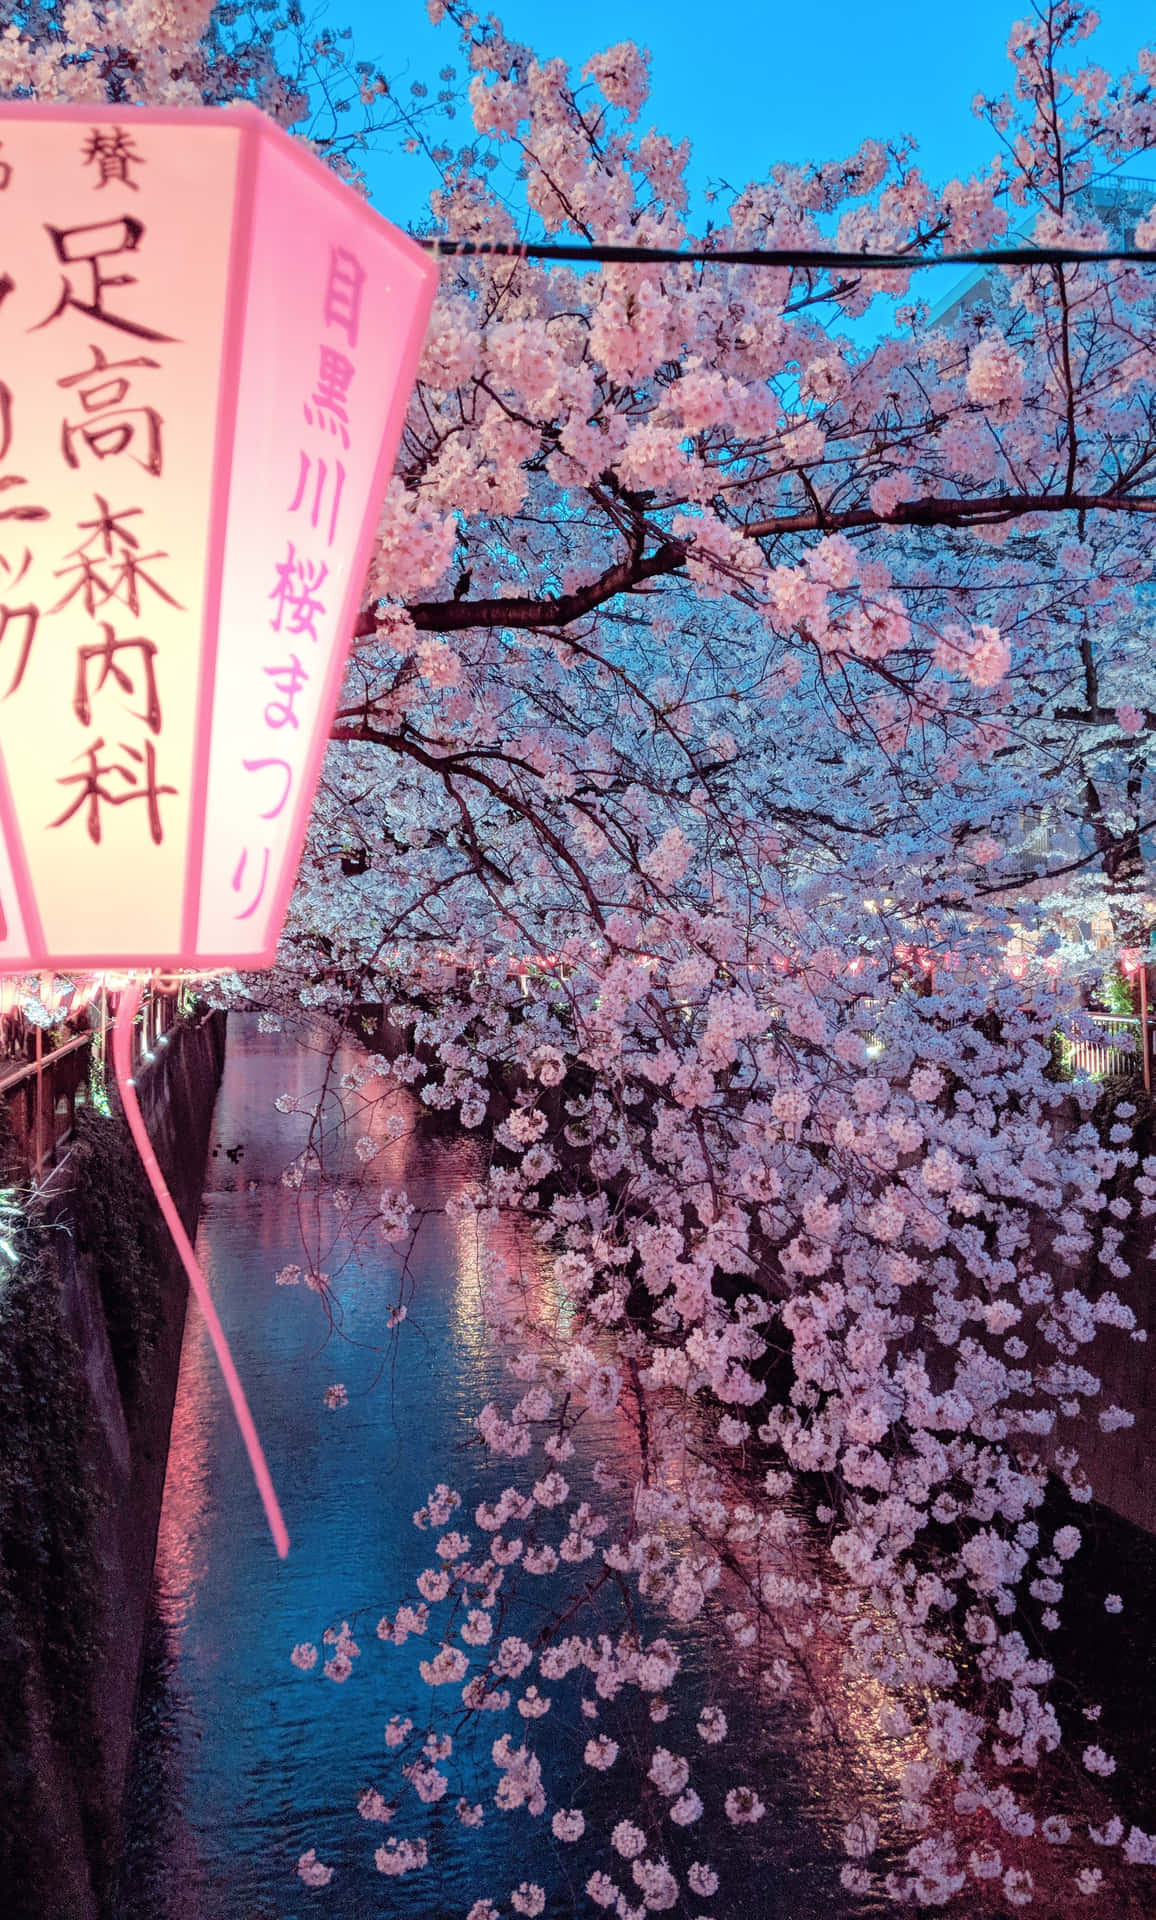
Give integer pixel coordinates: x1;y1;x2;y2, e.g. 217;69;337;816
0;101;436;968
0;102;438;1559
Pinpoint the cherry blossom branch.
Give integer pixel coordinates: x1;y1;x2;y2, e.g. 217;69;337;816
359;490;1156;640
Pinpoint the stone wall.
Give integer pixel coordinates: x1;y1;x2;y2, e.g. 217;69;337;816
1065;1200;1156;1536
0;1012;225;1920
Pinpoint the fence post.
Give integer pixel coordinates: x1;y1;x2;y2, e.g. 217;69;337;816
1142;965;1152;1095
33;1019;42;1184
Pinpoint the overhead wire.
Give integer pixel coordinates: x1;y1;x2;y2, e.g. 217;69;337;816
417;238;1156;272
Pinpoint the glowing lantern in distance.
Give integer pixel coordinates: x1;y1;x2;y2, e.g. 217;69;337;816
0;102;436;969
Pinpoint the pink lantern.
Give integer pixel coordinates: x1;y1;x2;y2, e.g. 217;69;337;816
0;100;435;967
0;102;437;1556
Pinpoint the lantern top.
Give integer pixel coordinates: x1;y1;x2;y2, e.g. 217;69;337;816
0;98;407;206
0;97;350;149
0;100;436;973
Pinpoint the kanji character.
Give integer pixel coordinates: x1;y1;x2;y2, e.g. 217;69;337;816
242;756;294;819
50;493;178;618
231;844;271;920
322;244;366;348
81;126;144;190
303;345;354;448
61;409;162;476
268;542;328;643
263;653;310;730
288;450;346;546
51;541;180;618
50;736;176;844
73;622;161;733
31;218;176;344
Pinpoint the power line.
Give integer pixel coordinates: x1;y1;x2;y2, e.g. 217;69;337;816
418;238;1156;272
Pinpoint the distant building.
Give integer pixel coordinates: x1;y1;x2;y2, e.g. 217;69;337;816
927;172;1156;330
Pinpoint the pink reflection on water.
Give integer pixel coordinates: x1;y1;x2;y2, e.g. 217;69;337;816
154;1302;218;1632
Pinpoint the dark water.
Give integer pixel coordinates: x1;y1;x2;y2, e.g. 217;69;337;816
114;1015;1156;1920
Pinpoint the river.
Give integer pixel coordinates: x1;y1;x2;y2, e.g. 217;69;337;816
113;1014;1156;1920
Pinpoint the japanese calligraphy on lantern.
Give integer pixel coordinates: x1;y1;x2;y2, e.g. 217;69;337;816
0;103;436;969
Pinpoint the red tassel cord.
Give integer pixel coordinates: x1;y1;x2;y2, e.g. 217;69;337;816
112;978;289;1558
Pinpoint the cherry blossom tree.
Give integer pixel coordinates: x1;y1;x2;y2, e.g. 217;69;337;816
8;0;1156;1909
0;0;443;182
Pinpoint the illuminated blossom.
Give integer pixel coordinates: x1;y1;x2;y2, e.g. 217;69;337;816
611;1821;648;1859
375;1838;428;1876
510;1885;546;1916
358;1789;394;1823
725;1788;766;1824
297;1850;334;1888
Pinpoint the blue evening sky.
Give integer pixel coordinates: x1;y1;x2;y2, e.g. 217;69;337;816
321;0;1156;228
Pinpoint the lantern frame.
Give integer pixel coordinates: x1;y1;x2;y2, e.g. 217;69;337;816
0;101;436;972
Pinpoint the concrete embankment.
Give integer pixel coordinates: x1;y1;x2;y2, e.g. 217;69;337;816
0;1012;225;1920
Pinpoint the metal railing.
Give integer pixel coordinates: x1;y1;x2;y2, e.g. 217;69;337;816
1056;1013;1141;1082
1081;172;1156;204
852;998;1148;1087
0;979;188;1187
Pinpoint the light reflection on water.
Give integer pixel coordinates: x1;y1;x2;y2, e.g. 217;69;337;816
118;1014;996;1920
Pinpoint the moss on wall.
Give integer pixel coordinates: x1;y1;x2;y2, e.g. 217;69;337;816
0;1231;109;1915
69;1109;168;1421
0;1014;225;1920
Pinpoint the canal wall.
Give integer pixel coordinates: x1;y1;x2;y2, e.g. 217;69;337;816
1062;1112;1156;1536
0;1011;226;1920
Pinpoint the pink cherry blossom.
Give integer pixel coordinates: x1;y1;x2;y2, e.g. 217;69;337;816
296;1849;334;1888
43;2;1156;1908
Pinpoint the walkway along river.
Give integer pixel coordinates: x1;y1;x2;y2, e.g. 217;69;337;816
112;1013;1156;1920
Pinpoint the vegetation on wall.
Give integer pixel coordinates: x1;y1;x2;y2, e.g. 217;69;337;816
70;1110;170;1418
0;1107;176;1912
